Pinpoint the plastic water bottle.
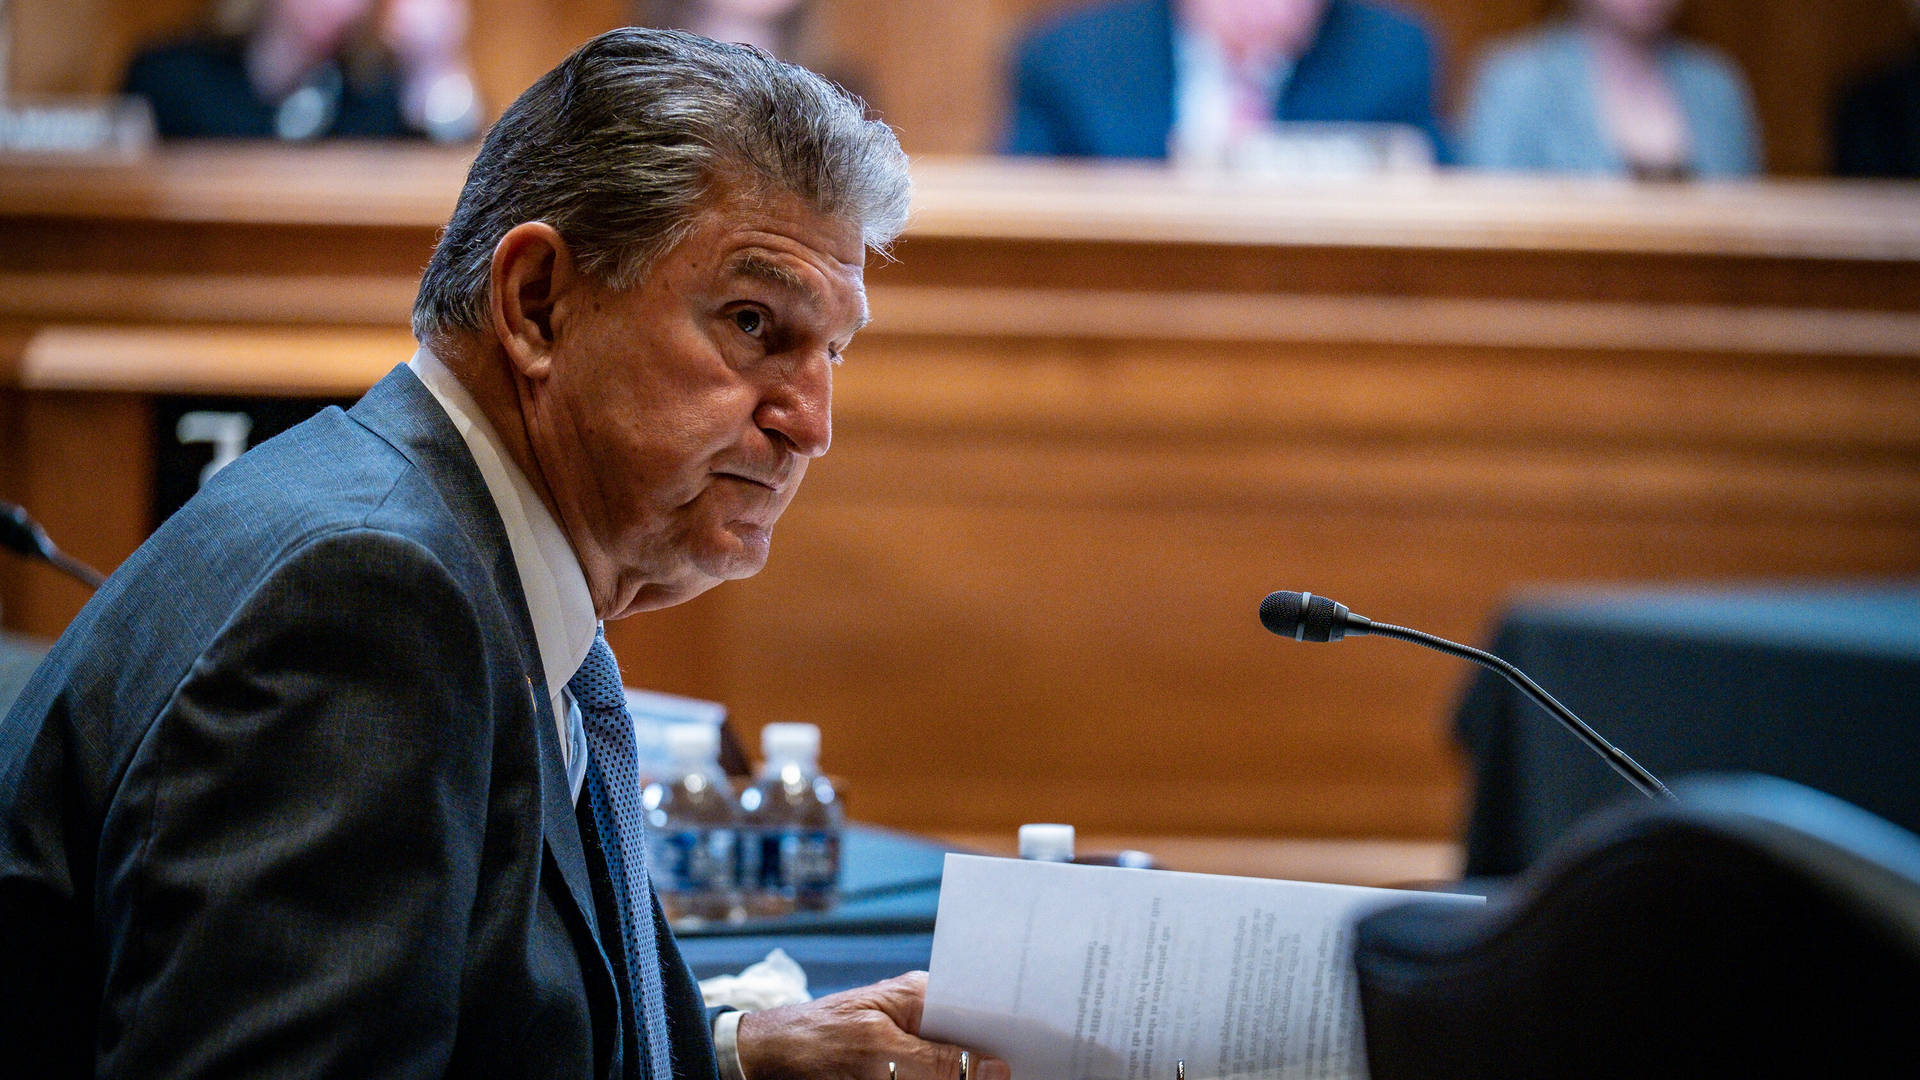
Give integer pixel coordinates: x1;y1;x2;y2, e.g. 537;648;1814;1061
643;722;741;924
739;723;843;915
1018;823;1076;863
625;686;728;789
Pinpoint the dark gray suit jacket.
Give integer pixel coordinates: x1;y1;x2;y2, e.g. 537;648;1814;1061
0;365;719;1079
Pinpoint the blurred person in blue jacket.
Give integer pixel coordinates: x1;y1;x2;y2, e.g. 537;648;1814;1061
1462;0;1760;179
124;0;480;141
1832;0;1920;178
1003;0;1448;163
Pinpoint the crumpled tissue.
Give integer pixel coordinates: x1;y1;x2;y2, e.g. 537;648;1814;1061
698;948;813;1010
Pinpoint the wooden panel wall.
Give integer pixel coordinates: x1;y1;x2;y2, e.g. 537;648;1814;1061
604;216;1920;839
5;151;1916;841
8;0;1916;173
463;0;624;123
5;0;200;98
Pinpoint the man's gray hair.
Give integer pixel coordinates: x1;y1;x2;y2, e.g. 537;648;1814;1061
411;27;910;346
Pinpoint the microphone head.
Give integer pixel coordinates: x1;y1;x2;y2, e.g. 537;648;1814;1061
1259;591;1353;642
0;500;50;559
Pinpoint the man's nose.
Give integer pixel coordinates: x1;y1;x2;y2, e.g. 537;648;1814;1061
757;350;833;459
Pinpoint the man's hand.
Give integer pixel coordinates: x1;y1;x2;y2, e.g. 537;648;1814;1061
735;971;1011;1080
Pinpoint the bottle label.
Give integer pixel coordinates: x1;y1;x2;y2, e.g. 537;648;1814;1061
763;829;840;901
752;830;785;891
653;828;737;893
736;827;763;888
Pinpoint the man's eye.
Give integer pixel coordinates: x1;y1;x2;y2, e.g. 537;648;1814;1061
733;309;765;338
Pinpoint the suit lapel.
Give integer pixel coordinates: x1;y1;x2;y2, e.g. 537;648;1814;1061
528;677;604;942
346;364;613;975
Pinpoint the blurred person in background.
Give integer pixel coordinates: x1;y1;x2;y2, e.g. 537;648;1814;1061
123;0;481;141
636;0;808;58
1832;0;1920;178
634;0;869;101
1461;0;1759;179
1003;0;1448;163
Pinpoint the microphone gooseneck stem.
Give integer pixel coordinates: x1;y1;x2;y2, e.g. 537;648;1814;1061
1;500;108;591
47;550;108;591
1365;621;1676;801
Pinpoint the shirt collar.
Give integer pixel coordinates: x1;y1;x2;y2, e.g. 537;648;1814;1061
1174;28;1296;159
408;346;597;700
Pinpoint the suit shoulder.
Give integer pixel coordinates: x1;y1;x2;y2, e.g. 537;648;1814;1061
1468;26;1577;94
1843;57;1920;106
1331;0;1440;53
15;403;490;748
1664;37;1753;98
1017;0;1164;64
122;38;243;92
166;403;484;566
200;524;495;683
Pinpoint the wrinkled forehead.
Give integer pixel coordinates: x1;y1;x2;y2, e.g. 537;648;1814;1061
700;179;870;261
697;160;875;251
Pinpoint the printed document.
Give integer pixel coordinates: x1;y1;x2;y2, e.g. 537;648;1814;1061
921;854;1482;1080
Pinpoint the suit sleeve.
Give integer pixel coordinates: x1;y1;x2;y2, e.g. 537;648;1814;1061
1695;53;1763;177
93;528;496;1078
655;887;725;1080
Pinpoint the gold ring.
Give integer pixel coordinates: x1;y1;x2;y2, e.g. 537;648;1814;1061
958;1050;971;1080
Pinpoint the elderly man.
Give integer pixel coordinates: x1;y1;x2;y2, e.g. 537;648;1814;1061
0;28;1004;1080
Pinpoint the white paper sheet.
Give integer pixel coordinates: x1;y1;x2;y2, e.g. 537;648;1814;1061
921;854;1482;1080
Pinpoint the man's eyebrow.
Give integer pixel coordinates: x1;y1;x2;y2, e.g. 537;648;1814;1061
725;251;871;334
726;251;809;293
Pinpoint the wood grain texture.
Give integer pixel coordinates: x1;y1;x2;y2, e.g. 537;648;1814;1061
865;285;1920;357
937;832;1464;888
900;160;1920;259
0;392;151;635
19;325;411;394
4;150;1918;840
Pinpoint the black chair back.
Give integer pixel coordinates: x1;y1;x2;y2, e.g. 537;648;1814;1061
1355;774;1920;1078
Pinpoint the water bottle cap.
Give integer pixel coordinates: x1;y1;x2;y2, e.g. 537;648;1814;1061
663;721;720;761
761;722;820;763
1018;823;1075;862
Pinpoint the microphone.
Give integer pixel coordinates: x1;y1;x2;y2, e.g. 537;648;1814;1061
1260;590;1675;801
1;500;107;590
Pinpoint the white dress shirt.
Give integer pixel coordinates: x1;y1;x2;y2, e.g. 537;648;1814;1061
408;349;750;1080
1172;27;1294;164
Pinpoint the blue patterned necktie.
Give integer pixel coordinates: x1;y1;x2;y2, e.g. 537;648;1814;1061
571;629;673;1079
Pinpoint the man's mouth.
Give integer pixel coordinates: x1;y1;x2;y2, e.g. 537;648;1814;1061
716;468;786;492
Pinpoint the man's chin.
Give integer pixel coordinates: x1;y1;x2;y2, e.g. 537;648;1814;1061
605;528;773;618
709;523;774;579
610;571;727;618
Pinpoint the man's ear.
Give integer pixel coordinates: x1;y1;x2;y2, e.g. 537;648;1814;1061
489;221;581;381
